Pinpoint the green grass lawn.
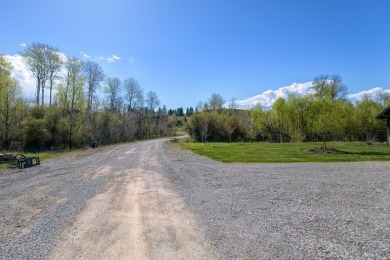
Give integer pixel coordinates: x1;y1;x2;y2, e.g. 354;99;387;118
181;141;390;163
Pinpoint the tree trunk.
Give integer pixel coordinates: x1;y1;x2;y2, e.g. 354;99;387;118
41;83;45;105
49;80;53;107
36;79;41;104
323;135;327;149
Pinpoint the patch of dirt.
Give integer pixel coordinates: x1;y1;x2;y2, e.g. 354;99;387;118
49;150;216;260
304;147;352;154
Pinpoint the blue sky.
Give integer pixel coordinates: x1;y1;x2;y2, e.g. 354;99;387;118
1;0;390;109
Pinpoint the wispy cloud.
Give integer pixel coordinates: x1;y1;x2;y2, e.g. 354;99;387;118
80;51;91;59
80;52;122;64
107;55;121;63
19;43;27;47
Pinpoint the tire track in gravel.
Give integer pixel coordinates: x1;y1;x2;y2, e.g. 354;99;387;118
0;140;216;260
48;139;217;260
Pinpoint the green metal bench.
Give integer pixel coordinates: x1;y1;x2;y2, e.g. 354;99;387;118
8;154;40;169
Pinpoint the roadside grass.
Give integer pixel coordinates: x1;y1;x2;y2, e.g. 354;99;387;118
180;141;390;163
0;148;93;170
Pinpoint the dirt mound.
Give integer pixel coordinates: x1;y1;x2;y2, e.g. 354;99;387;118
305;147;352;154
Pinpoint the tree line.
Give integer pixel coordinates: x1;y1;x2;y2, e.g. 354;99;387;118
2;43;389;151
0;43;177;152
186;76;390;146
168;107;195;117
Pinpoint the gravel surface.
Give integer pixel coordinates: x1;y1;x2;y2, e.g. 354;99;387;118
1;139;390;259
0;145;128;259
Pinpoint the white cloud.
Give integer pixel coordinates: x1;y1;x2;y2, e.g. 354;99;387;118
235;82;315;109
5;54;36;99
57;52;68;63
78;52;122;64
347;87;390;102
107;55;121;63
5;54;68;102
20;43;27;47
80;51;91;59
235;83;390;110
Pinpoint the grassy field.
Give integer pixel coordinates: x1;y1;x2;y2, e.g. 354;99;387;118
181;141;390;163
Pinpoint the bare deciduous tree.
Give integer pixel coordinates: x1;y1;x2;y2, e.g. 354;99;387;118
226;115;238;142
84;61;105;113
313;74;347;102
328;74;347;102
145;91;160;138
104;77;122;112
228;97;238;115
21;42;60;105
21;42;44;104
124;78;143;111
145;91;160;113
47;48;62;107
200;113;211;143
196;101;204;112
208;93;224;112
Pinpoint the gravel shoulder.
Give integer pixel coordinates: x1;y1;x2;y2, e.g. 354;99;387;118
1;139;390;259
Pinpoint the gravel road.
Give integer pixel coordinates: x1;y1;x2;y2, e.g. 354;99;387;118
1;139;390;259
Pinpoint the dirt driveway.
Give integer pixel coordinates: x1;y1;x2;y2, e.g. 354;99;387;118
1;139;390;259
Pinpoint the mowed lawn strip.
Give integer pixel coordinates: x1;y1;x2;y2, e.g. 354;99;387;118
181;142;390;163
